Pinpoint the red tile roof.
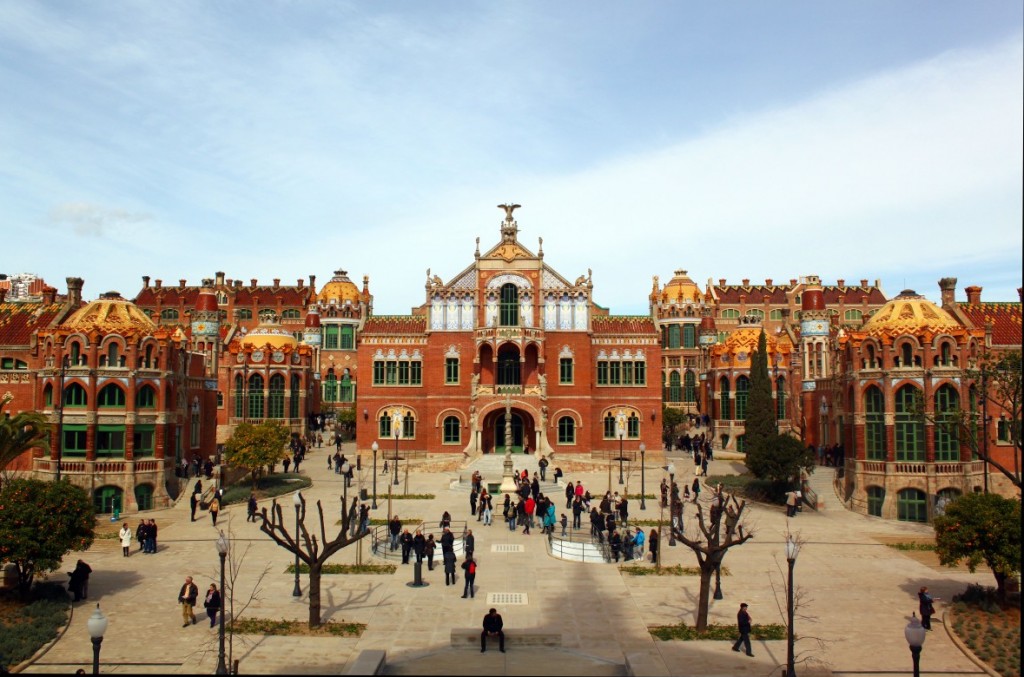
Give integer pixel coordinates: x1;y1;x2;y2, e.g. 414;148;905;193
0;302;65;345
958;303;1022;347
361;316;427;334
590;316;657;335
713;283;885;305
134;286;313;308
714;286;789;303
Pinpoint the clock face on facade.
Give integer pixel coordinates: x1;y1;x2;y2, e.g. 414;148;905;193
737;351;748;362
272;351;284;363
251;350;265;362
292;352;302;364
236;353;245;364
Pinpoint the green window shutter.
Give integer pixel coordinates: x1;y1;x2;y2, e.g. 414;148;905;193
340;325;355;350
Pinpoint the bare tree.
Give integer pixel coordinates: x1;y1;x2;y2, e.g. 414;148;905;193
767;531;830;676
671;492;754;631
259;494;366;627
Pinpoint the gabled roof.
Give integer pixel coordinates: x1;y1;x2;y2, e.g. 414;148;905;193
361;316;427;335
958;303;1022;347
0;301;67;345
134;285;314;308
590;316;657;335
712;283;885;305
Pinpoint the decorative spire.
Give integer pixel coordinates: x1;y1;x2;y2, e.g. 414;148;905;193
497;203;521;243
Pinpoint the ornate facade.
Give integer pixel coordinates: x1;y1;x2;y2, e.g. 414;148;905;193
355;206;663;460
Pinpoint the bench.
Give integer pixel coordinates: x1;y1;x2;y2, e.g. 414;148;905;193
344;649;386;675
450;628;562;648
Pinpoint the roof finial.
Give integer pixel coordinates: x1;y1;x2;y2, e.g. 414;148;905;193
498;203;520;222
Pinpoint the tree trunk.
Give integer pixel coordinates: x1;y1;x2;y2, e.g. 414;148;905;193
994;570;1007;605
695;565;713;631
308;563;322;628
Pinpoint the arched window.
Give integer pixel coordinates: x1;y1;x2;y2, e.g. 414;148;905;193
735;376;750;420
603;413;616;439
248;373;264;420
867;486;885;517
667;325;681;349
558;416;575;444
323;370;338;403
443;416;461;444
136;384;157;409
736;434;747;453
143;344;155;369
894;385;923;461
900;343;913;368
402;413;416;438
897;488;927;523
64;383;87;407
44;383;54;407
682;325;696;349
934;385;960;461
497;345;520;386
378;414;392;438
683;371;696;403
281;309;301;319
746;309;765;321
268;374;285;418
940;342;952;367
720;378;731;420
864;386;885;461
102;343;120;367
69;342;82;366
160;308;179;321
290;374;301;418
668;372;681;403
721;309;740;319
339;373;353;403
769;309;784;320
844;309;863;322
237;308;253;320
775;376;787;418
499;283;519;326
234;374;244;418
866;344;877;369
134;484;154;511
93;486;123;515
627;414;640;438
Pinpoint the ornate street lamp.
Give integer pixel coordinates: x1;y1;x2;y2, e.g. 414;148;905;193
56;354;69;481
215;532;229;675
667;463;676;546
292;491;303;597
785;536;800;677
639;443;646;510
904;613;926;677
392;413;401;486
370;441;379;509
618;430;625;485
86;604;108;676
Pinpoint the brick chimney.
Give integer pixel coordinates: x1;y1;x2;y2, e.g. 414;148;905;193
142;275;150;289
965;286;982;304
179;279;186;288
297;278;304;289
155;279;162;289
719;278;726;287
0;287;6;303
765;278;773;286
215;271;225;286
937;277;957;306
789;278;798;286
742;278;750;286
860;279;868;287
65;277;83;306
42;286;57;305
250;279;257;289
837;279;845;287
273;278;280;288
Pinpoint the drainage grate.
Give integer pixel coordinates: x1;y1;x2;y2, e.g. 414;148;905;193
487;592;528;605
491;544;525;553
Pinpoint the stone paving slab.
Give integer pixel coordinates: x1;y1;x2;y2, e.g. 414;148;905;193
20;443;991;676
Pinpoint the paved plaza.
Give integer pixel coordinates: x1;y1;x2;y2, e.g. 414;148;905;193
20;442;990;676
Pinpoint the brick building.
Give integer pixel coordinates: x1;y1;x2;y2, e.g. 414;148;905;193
355;206;662;461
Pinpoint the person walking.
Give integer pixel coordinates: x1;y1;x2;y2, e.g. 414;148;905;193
648;529;659;565
732;602;754;656
481;492;493;526
464;529;475;561
400;529;413;564
67;560;92;601
413;530;426;564
247;494;259;522
443;550;457;586
136;519;147;554
785;490;798;518
469;487;479;517
389;516;402;551
565;481;575;509
634;527;646;559
481;608;505;653
190;490;199;522
209;496;221;526
918;586;939;630
178;576;199;627
560;513;568;537
204;584;222;628
460;555;477;598
609;530;622;562
119;521;132;557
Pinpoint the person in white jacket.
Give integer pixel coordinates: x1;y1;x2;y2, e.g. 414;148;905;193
119;521;132;557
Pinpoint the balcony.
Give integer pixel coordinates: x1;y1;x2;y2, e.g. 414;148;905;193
854;459;986;476
475;326;546;344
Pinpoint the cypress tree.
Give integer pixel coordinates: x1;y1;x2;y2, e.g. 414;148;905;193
744;330;777;456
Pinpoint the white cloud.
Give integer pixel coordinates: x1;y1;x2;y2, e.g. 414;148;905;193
48;201;153;238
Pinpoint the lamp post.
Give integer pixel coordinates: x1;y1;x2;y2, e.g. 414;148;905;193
639;443;646;510
215;532;229;675
341;460;351;508
86;603;107;676
371;441;379;509
667;463;676;546
785;536;800;677
56;354;69;481
905;613;926;677
292;491;302;597
618;430;625;485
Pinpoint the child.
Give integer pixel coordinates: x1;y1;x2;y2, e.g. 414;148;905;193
560;513;568;537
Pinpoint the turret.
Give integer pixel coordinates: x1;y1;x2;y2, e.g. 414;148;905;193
303;305;322;347
192;279;221;377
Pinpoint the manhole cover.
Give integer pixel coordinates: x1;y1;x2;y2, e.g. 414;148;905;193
491;544;525;553
487;592;528;605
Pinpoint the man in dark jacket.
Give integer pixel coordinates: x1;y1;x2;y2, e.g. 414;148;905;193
412;530;426;563
389;516;402;551
400;529;414;564
190;491;199;522
178;576;199;627
67;560;92;601
732;603;754;656
460;556;477;598
440;526;455;554
481;608;505;653
469;487;479;516
464;529;475;560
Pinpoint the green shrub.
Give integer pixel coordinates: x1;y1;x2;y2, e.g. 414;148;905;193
285;563;396;575
650;622;786;641
0;583;71;669
229;617;364;636
220;474;312;505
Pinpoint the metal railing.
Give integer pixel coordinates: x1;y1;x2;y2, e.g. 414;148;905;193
370;520;468;560
547;530;612;563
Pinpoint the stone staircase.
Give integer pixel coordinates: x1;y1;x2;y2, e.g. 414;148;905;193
802;466;838;511
451;454;562;495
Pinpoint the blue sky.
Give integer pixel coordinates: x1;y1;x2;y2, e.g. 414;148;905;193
2;2;1021;314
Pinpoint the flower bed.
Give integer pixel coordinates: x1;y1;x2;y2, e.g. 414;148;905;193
0;583;71;670
650;622;786;641
620;564;730;576
230;617;365;637
285;563;396;575
948;585;1020;677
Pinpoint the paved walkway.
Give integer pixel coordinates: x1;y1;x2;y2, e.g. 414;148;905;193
21;445;988;676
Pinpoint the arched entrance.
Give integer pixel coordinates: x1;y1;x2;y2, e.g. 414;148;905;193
482;408;535;454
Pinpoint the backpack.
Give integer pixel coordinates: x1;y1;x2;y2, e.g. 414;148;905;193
468;561;477;575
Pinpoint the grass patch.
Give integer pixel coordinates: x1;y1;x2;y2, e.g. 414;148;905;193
221;474;312;505
650;622;786;641
336;518;421;527
620;564;730;576
949;585;1020;677
885;542;936;552
0;583;71;670
389;493;435;500
624;494;657;500
705;474;786;504
229;617;365;637
285;563;396;575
